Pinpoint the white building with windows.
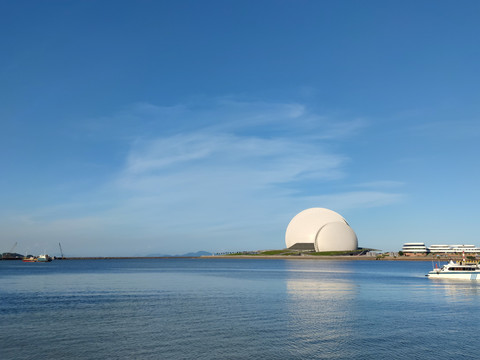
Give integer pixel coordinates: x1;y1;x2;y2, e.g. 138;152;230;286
430;244;480;254
401;243;480;255
428;244;451;254
401;243;428;255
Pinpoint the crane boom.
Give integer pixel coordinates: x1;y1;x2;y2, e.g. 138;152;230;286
9;241;17;253
59;242;64;259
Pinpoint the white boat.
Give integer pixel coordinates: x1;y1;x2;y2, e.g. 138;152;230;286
426;259;480;280
37;254;52;262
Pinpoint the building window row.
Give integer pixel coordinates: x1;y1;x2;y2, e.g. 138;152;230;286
401;243;480;255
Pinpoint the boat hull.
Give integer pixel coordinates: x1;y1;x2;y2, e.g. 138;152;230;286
427;272;480;280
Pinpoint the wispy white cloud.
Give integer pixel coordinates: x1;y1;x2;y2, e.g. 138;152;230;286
120;132;345;190
106;100;403;249
353;181;405;189
5;98;406;255
79;98;368;141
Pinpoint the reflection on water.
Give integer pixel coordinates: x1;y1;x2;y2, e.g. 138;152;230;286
286;261;356;301
428;278;480;303
285;261;358;359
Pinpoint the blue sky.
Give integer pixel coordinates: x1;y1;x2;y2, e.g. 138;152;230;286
1;0;480;256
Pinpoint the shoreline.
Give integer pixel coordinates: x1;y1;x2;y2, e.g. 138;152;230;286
41;255;459;261
200;255;451;261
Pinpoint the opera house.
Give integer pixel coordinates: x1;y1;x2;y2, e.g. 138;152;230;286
285;208;358;251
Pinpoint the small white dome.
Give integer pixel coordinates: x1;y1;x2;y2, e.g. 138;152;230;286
315;221;358;252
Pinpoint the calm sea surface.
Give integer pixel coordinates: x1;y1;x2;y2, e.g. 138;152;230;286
1;258;479;359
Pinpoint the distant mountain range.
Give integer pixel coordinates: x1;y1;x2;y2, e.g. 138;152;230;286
146;251;213;257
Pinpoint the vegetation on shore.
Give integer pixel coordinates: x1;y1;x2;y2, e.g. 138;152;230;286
224;248;373;257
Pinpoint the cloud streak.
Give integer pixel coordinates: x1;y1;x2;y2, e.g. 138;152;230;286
5;98;405;255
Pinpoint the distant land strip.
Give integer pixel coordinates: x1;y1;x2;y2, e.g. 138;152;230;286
65;257;201;260
60;255;454;261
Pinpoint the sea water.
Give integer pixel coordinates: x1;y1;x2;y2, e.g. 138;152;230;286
1;258;478;359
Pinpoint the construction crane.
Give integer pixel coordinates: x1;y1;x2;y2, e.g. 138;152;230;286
59;242;65;259
9;241;17;253
1;241;19;260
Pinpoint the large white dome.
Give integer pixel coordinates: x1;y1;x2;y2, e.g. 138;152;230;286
285;208;358;252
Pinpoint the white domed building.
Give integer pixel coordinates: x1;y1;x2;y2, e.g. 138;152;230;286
285;208;358;252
